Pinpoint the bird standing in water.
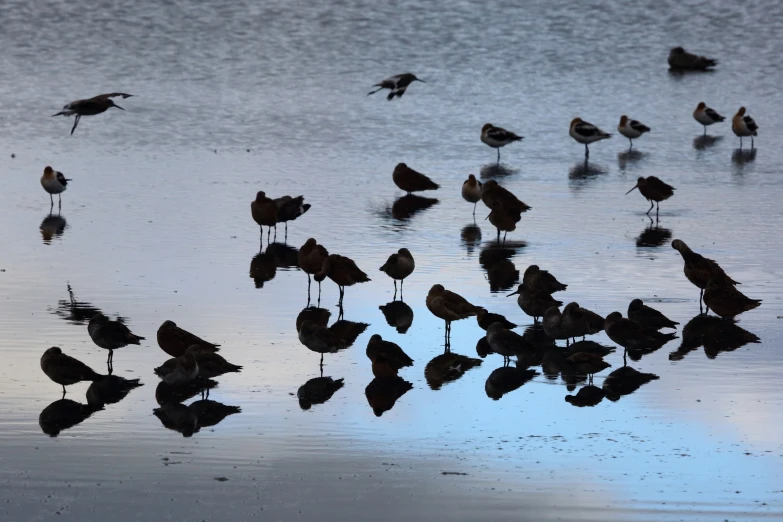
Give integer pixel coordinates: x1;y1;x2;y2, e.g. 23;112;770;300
53;92;133;135
40;166;71;208
481;123;524;162
625;176;675;217
731;107;758;149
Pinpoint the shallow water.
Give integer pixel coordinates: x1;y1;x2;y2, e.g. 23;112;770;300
1;0;782;520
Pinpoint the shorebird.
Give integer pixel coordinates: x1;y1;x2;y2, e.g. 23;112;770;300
298;320;345;366
426;284;479;344
461;174;482;215
543;306;571;344
481;123;524;162
392;163;439;194
566;352;611;383
88;313;144;368
562;302;604;341
732;107;758;149
486;322;535;365
159;350;200;386
693;102;725;135
523;265;567;294
507;284;563;323
476;307;517;331
297;376;344;410
40;166;71;208
251;191;278;245
627;299;678;331
668;47;717;71
487;201;522;244
604;312;675;352
41;347;103;397
625;176;675;216
315;254;370;306
298;238;329;299
157;320;220;358
617;116;650;149
703;279;761;319
53;92;133;135
274;195;311;238
480;180;531;214
366;334;414;371
570;118;611;158
379;248;415;295
155;345;241;380
671;239;741;310
367;73;425;100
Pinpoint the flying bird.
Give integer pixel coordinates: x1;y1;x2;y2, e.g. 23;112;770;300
368;73;425;100
53;92;133;135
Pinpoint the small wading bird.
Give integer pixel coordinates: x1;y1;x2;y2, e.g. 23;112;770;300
671;239;741;312
40;166;71;208
368;73;425;100
251;191;278;246
274;195;311;238
315;254;370;307
156;320;220;358
298;238;330;300
481;123;524;162
626;176;675;217
392;163;439;194
570;118;611;158
693;102;725;135
668;47;717;71
617;116;650;149
53;92;133;135
461;174;482;215
426;284;478;345
41;347;103;397
731;107;758;149
379;248;415;296
88;313;145;370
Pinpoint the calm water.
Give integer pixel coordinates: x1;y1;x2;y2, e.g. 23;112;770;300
1;0;782;520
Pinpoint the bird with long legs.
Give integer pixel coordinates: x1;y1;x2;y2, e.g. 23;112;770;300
426;284;478;347
41;347;103;398
251;191;278;247
315;254;370;308
693;102;725;135
671;239;740;312
732;107;758;149
298;238;329;304
40;166;71;209
53;92;133;135
379;248;415;298
617;116;650;149
461;174;482;216
88;313;144;373
625;176;675;217
570;118;611;158
368;73;425;100
481;123;524;163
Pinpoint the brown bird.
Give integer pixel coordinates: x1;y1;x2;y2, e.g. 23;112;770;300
158;350;199;386
566;352;611;383
542;306;570;343
298;320;345;366
53;92;133;135
251;191;278;245
486;322;536;365
392;163;440;194
604;312;676;352
481;123;524;162
298;238;329;297
703;279;761;319
732;107;759;149
366;334;414;371
628;299;678;330
480;180;531;214
379;248;415;294
40;166;71;208
371;358;402;379
426;284;479;342
41;347;103;397
88;313;144;367
668;47;717;71
671;239;741;310
476;307;517;331
626;176;675;217
157;320;220;358
368;73;425;100
274;195;311;237
461;174;482;215
155;345;241;380
562;302;604;341
507;284;563;323
487;201;522;244
315;254;370;306
523;265;567;294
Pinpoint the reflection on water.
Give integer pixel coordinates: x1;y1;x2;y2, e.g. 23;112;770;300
460;223;482;255
39;399;102;437
189;399;242;428
602;365;660;401
568;161;607;189
365;376;413;416
564;385;605;407
86;375;143;407
669;314;761;361
693;134;722;150
635;219;672;248
424;350;483;390
39;213;67;244
328;317;369;348
732;148;758;175
390;195;439;220
249;250;277;288
378;299;413;334
479;163;517;180
617;149;645;172
51;284;105;325
485;365;538;400
298;375;345;410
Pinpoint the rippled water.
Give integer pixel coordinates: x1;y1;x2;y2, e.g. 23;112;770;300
1;0;782;520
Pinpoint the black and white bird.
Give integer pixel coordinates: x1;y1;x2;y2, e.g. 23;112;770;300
53;92;133;135
731;107;758;149
481;124;524;162
617;116;651;149
40;166;71;208
668;47;717;71
569;118;611;158
693;102;725;135
368;73;425;100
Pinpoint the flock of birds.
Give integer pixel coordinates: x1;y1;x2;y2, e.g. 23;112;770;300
36;46;765;435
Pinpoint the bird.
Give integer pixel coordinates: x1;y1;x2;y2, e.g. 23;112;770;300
392;163;440;194
157;320;220;358
703;279;761;319
426;284;479;342
671;239;741;310
627;299;678;331
604;312;675;352
507;284;563;323
298;320;345;366
367;73;425;100
315;254;370;306
274;195;311;237
668;47;717;71
693;102;725;135
625;176;675;217
379;248;415;295
53;92;133;135
41;347;103;397
366;334;414;371
485;323;536;365
480;180;531;215
251;191;278;245
481;123;524;162
732;107;758;149
570;118;611;157
461;174;482;215
40;166;71;208
543;306;571;343
523;265;567;294
562;302;604;341
617;115;650;149
566;352;611;383
159;350;200;386
87;313;144;367
155;345;242;380
487;201;522;245
298;238;329;298
476;307;517;331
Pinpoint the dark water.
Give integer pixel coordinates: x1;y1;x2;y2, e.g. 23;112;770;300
1;0;782;520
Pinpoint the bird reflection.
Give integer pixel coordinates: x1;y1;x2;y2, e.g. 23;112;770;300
476;336;493;358
602;365;659;401
731;148;757;169
40;212;67;244
153;403;200;437
424;350;482;390
564;385;605;407
390;195;439;220
154;379;218;406
189;399;241;428
249;249;277;288
617;149;645;172
479;163;516;180
669;314;760;361
485;364;538;400
522;324;555;354
298;373;345;410
296;306;331;332
635;218;672;248
86;375;143;407
52;284;104;325
365;376;412;416
461;223;482;255
379;300;413;334
568;160;607;185
265;242;299;269
693;135;722;150
39;399;102;437
328;317;369;348
485;259;519;293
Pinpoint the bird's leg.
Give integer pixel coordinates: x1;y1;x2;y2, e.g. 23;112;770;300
58;193;62;209
70;115;80;135
206;387;210;399
629;138;633;149
320;353;324;368
739;136;743;149
623;348;628;367
751;136;754;150
473;202;477;216
699;289;704;313
585;144;589;158
267;227;271;244
496;228;500;243
703;125;707;136
496;148;500;164
285;222;288;242
646;200;654;215
656;202;660;218
502;231;507;245
50;193;54;207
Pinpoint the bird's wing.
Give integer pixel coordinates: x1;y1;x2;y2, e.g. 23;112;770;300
743;116;758;132
575;121;605;137
630;120;650;132
487;127;522;141
96;92;134;100
705;107;723;120
56;172;70;184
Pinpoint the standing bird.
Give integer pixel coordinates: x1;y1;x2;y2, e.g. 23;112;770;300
671;239;740;310
298;238;329;298
392;163;440;194
570;118;611;158
562;302;605;341
41;347;103;397
543;306;570;344
485;322;535;365
481;123;524;162
507;284;563;323
487;201;522;244
315;254;370;306
367;73;425;100
617;116;650;149
379;248;415;295
627;299;678;331
274;195;311;238
703;279;761;319
87;313;144;368
40;166;71;208
156;320;220;358
566;352;611;383
523;265;567;294
159;351;200;386
480;180;531;214
426;284;479;343
668;47;717;71
476;307;517;331
251;191;278;246
625;176;675;217
693;102;725;135
366;334;414;371
731;107;758;149
604;312;675;352
461;174;482;215
53;92;133;135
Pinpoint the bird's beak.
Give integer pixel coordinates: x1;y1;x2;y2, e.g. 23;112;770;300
415;79;426;83
507;289;520;297
114;105;125;111
625;184;639;195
